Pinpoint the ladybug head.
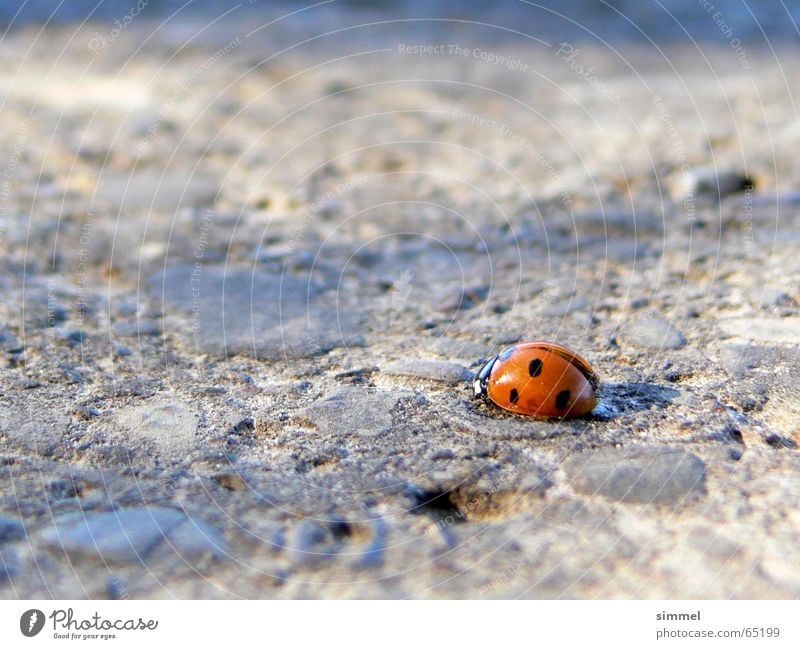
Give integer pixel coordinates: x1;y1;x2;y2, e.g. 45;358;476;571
473;356;497;397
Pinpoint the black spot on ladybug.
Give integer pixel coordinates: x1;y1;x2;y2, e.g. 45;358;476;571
528;358;543;377
555;389;571;410
509;388;519;404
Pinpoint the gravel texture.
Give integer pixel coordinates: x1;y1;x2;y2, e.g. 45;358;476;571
0;2;799;599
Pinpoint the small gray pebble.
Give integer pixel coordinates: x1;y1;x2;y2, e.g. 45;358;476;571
429;449;455;461
112;322;162;337
302;388;409;437
39;508;187;562
718;344;768;379
61;330;86;344
151;266;363;360
678;167;754;200
0;517;25;543
563;446;706;504
383;360;473;385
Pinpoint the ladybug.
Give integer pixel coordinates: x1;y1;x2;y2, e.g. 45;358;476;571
474;341;598;419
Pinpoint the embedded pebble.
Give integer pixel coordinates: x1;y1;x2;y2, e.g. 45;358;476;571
73;405;101;419
427;337;490;361
39;508;187;562
112;321;162;337
152;265;363;360
56;329;87;344
434;285;489;311
39;508;227;564
222;412;255;435
382;360;473;385
0;407;69;457
718;344;770;378
107;400;200;457
429;449;456;461
97;169;219;212
0;330;22;353
16;289;69;329
0;517;25;543
675;167;754;201
619;314;686;349
563;446;706;504
302;388;409;437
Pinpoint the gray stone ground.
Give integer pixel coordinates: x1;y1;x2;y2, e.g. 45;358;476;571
1;4;799;598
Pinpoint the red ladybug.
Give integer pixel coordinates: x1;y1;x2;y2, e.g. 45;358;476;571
474;341;598;419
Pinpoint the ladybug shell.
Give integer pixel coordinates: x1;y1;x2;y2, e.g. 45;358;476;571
474;341;598;419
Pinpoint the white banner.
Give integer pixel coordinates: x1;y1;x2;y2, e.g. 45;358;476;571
0;601;797;648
